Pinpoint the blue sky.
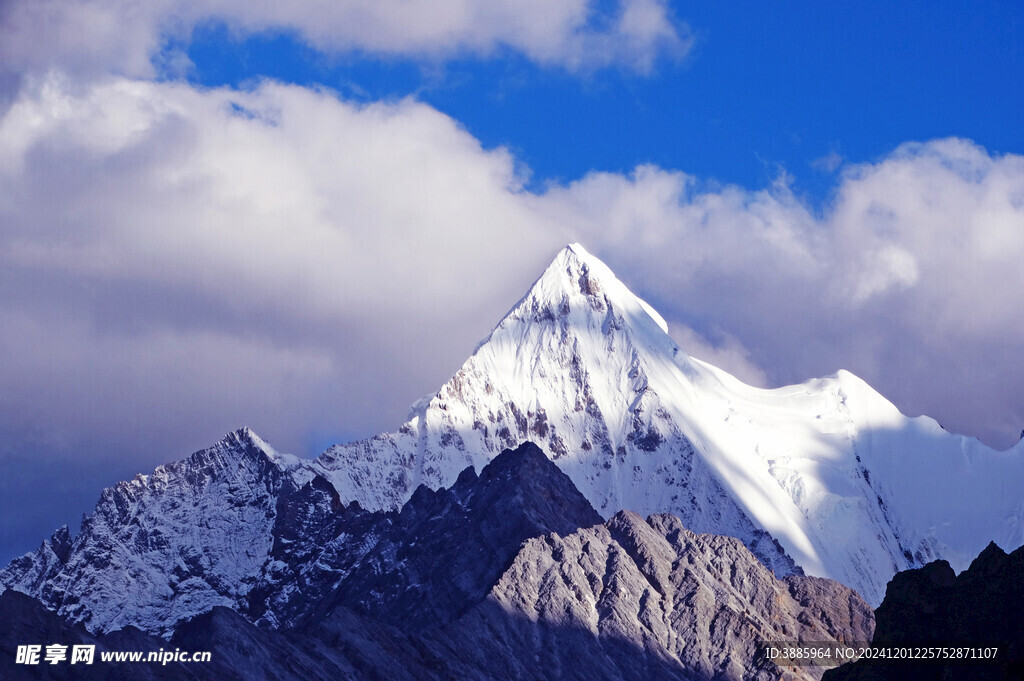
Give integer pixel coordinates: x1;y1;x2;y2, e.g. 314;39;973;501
181;1;1024;199
1;0;1023;564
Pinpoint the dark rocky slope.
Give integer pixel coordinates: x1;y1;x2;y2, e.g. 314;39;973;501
823;542;1024;681
387;509;873;681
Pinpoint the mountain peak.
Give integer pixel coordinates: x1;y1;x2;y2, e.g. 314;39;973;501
467;441;603;537
483;243;674;357
204;426;299;470
220;426;266;451
477;440;556;478
312;241;1024;608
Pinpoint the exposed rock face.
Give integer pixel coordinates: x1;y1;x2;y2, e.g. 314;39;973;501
823;543;1024;681
0;438;603;636
318;441;604;630
298;509;873;681
306;447;873;681
1;525;73;608
416;510;873;681
246;475;392;629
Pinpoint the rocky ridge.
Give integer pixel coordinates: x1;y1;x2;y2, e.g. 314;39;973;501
2;443;872;681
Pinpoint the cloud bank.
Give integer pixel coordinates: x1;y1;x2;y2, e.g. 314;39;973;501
0;0;688;82
3;76;1023;456
0;75;566;453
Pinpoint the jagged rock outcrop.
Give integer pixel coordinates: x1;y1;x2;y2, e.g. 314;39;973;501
254;441;605;630
405;510;872;681
246;477;392;629
823;543;1024;680
0;438;603;636
317;441;604;630
307;446;874;681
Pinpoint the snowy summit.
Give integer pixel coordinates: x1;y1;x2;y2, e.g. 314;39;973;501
316;243;1024;605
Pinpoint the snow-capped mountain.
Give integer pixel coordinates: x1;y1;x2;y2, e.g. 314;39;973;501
313;243;1024;605
4;243;1023;632
1;429;326;635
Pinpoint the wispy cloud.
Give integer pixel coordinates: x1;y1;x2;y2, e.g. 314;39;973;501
666;323;770;388
811;150;843;173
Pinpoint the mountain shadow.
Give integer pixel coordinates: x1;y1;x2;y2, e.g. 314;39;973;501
823;542;1024;681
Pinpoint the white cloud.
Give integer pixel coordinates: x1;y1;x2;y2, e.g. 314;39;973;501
0;75;567;460
0;0;689;81
811;150;843;173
